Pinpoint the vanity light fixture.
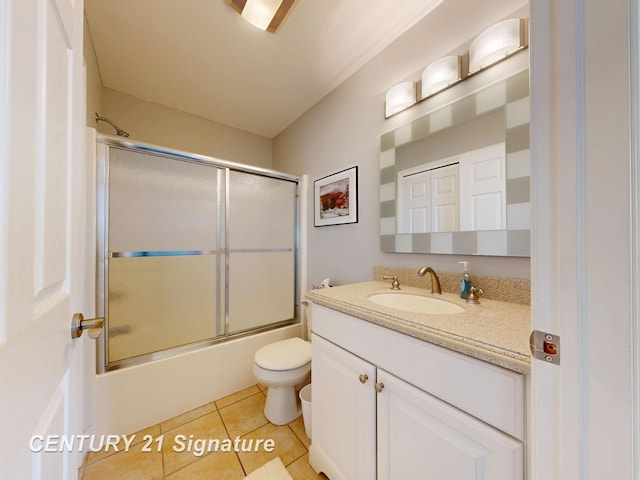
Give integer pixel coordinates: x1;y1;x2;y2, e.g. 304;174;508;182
384;18;527;119
226;0;296;33
385;82;417;118
420;55;463;100
468;18;527;74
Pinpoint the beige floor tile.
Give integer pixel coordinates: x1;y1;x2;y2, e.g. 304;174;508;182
218;393;268;438
84;446;116;466
286;453;328;480
134;424;162;443
161;401;218;433
162;411;230;475
215;385;262;409
81;384;316;479
236;423;306;474
82;441;163;480
287;416;310;449
165;450;245;480
84;424;161;466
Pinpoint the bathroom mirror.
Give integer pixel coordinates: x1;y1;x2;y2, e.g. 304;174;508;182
379;69;530;257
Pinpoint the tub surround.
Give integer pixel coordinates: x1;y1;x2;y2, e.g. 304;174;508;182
374;265;530;305
91;324;302;437
306;280;530;373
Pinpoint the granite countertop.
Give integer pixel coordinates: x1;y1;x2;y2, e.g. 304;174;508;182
305;281;531;374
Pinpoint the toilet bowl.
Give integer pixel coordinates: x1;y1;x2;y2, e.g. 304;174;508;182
253;337;312;425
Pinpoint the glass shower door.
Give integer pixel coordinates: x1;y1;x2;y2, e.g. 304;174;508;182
227;171;297;334
106;148;223;363
98;140;300;371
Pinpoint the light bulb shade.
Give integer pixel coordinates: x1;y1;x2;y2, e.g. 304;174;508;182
385;82;416;117
468;18;526;74
420;55;462;99
241;0;284;30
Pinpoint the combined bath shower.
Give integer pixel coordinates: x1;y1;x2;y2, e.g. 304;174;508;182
95;112;130;137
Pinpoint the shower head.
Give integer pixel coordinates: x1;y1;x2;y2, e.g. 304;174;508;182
95;113;130;137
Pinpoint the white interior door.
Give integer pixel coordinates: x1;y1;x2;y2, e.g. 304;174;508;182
430;164;459;232
529;0;637;478
398;170;430;233
0;0;88;478
458;143;505;231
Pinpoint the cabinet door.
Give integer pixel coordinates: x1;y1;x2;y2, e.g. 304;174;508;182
310;334;377;480
377;369;523;480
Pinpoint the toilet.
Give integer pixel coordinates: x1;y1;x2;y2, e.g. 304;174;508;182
253;336;312;425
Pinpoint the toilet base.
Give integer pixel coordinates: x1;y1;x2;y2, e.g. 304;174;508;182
252;338;312;426
264;385;302;425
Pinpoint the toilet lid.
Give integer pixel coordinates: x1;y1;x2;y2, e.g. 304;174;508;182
255;337;311;371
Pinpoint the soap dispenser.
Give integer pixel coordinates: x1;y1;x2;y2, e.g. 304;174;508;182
459;262;472;299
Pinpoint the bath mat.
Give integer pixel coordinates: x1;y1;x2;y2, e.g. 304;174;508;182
244;457;292;480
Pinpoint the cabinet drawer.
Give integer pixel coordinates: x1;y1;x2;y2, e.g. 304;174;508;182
311;303;525;440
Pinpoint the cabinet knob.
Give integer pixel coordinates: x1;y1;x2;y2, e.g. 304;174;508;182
375;382;384;393
359;374;368;384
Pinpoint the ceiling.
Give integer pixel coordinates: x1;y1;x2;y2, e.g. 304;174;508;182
85;0;444;139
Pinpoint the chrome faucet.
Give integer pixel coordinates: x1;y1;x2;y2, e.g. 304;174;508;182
417;267;442;294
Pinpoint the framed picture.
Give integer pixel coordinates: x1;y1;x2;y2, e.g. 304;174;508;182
314;166;358;226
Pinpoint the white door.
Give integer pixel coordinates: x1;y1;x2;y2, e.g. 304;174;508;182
529;0;637;478
310;334;376;480
430;164;459;232
398;170;430;233
376;369;523;480
398;162;460;234
0;0;88;478
458;143;505;231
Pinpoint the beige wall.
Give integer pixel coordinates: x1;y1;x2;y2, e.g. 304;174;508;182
84;14;103;128
273;0;530;287
98;88;273;168
83;16;273;170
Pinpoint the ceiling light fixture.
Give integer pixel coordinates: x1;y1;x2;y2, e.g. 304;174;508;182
226;0;297;33
468;18;527;74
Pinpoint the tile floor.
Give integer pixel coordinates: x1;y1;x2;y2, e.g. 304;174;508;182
78;384;327;479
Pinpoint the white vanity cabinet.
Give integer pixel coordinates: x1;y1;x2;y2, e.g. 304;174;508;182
309;303;525;480
311;334;377;479
376;369;522;480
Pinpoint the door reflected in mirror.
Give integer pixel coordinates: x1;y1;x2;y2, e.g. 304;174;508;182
397;142;506;234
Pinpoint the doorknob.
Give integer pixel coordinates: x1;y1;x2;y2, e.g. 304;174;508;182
71;313;104;339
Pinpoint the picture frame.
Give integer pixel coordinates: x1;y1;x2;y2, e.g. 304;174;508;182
314;166;358;227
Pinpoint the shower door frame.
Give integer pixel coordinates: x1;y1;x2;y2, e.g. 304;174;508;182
95;135;302;373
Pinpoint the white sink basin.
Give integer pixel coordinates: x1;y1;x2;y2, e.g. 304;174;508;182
368;293;464;315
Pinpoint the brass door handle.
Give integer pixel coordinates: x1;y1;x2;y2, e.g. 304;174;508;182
375;382;384;393
359;374;369;384
71;313;104;339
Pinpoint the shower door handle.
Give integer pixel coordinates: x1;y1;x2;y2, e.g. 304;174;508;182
71;313;105;339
